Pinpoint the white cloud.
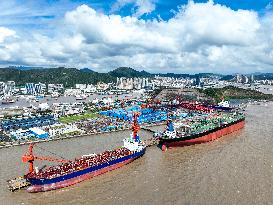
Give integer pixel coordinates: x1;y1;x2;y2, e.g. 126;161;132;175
266;2;272;10
111;0;134;12
111;0;156;17
174;1;260;48
0;27;15;43
133;0;156;17
0;1;273;74
64;5;176;53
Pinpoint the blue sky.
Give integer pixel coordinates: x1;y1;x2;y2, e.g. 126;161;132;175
0;0;273;73
1;0;272;32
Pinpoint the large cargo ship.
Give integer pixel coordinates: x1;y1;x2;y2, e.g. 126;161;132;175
22;113;145;193
157;112;245;151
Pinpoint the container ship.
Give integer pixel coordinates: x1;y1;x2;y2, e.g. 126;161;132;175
157;112;245;151
22;113;145;193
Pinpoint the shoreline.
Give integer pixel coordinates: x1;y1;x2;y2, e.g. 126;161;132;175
2;99;268;150
1;99;270;150
0;122;165;149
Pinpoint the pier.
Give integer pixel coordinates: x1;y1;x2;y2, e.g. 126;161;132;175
142;127;155;133
143;138;159;147
7;176;30;192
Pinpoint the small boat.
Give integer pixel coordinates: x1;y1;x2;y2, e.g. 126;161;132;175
1;96;15;104
51;92;59;98
75;95;86;100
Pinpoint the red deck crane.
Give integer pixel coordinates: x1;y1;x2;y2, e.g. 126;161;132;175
22;144;70;174
132;112;140;141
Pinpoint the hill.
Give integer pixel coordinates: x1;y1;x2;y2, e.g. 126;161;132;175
0;67;114;87
254;73;273;80
0;66;231;87
0;67;155;87
108;67;152;78
80;68;95;73
199;86;273;102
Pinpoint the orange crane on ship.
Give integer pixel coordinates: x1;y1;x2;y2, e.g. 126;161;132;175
22;144;70;174
132;112;141;141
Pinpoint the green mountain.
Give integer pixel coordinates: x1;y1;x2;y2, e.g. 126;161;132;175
80;68;95;73
0;66;233;87
0;67;114;87
199;86;273;102
220;75;235;81
156;72;223;79
0;67;155;87
109;67;152;78
254;73;273;80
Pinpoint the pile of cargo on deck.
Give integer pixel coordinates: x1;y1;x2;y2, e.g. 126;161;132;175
27;147;131;179
190;113;244;135
161;112;245;139
179;102;214;113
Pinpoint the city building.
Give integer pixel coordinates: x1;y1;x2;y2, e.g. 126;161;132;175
25;83;46;95
48;84;64;94
97;82;110;90
1;115;56;131
75;84;87;90
29;127;49;139
85;84;97;93
236;74;242;83
116;77;152;90
0;81;16;96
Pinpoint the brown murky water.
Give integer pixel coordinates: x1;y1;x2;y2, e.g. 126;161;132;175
1;102;273;205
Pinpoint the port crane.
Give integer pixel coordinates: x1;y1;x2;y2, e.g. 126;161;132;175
22;144;70;174
7;144;70;192
132;112;140;141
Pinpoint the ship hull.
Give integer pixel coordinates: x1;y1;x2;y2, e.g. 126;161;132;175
159;119;245;151
1;101;15;104
27;148;145;193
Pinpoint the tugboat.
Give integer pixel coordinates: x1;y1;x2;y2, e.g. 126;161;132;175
75;94;87;100
212;97;233;111
22;113;146;192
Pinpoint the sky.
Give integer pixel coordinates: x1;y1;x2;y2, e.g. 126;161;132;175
0;0;273;74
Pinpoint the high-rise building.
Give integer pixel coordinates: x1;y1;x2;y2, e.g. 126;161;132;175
25;82;46;95
48;84;64;93
0;81;16;95
116;77;151;90
195;76;201;86
236;74;242;83
241;75;249;84
251;74;255;83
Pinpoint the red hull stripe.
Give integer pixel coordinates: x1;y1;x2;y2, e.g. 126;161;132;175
27;157;135;193
164;120;245;148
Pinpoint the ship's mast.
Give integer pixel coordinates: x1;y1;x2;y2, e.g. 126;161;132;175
132;112;140;142
167;119;174;132
23;144;35;173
